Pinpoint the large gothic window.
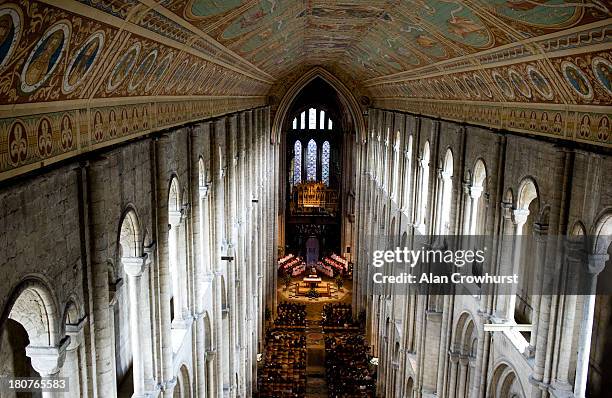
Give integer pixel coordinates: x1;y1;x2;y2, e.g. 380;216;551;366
289;108;334;186
306;139;317;181
322;141;330;186
294;141;302;184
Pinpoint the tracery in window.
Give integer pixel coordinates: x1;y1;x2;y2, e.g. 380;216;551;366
294;140;302;184
306;139;317;181
322;141;330;186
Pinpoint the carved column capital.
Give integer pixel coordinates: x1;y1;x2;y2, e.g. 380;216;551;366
512;208;530;226
122;255;149;278
26;338;70;376
586;253;608;275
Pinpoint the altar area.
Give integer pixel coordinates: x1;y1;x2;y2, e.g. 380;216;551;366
278;274;351;303
296;271;331;297
277;253;352;300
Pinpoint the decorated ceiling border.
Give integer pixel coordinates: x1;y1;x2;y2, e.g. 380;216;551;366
0;0;272;112
0;96;267;182
365;19;611;148
363;20;611;85
0;0;273;181
373;97;610;148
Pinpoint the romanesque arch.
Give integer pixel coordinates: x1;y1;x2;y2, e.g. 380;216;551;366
490;362;525;398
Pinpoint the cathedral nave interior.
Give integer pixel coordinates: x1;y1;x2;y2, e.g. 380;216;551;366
0;1;611;398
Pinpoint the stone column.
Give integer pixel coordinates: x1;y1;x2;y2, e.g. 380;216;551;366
155;136;177;395
213;271;225;397
168;210;184;322
122;255;149;397
142;244;156;391
457;357;468;398
433;169;445;235
205;351;216;398
64;321;85;398
527;223;548;356
574;253;608;398
551;241;584;392
416;158;428;231
447;353;459;398
86;157;117;398
461;184;473;235
26;339;69;398
227;257;237;398
493;202;514;319
194;313;207;397
468;186;483;235
506;209;529;322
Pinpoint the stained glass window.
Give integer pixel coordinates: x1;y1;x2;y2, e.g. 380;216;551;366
294;141;302;184
322;141;330;186
309;108;316;129
300;111;306;129
306;139;317;181
292;117;297;129
328;119;333;130
320;110;326;129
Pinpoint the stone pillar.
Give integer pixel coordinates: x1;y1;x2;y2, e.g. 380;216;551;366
471;320;486;398
227;257;237;398
195;313;207;397
527;223;548;356
433;169;445;235
142;244;156;391
416;158;428;231
213;271;225;397
64;321;85;398
86;157;117;398
506;209;529;322
154;136;176;396
551;241;584;392
168;210;184;322
206;351;217;398
122;255;149;397
493;202;514;319
447;353;459;398
436;294;452;396
574;254;608;398
457;357;468;398
461;184;473;235
468;186;483;235
26;339;69;398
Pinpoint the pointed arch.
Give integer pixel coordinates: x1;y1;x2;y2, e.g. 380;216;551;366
271;66;366;143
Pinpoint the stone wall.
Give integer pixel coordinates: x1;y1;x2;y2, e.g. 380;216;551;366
356;108;612;398
0;106;279;398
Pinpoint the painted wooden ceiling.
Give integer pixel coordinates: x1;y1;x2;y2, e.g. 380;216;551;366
0;0;610;182
164;1;609;79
